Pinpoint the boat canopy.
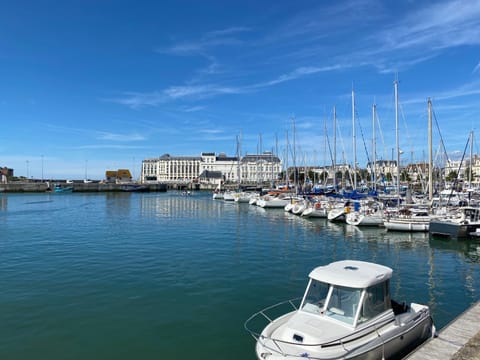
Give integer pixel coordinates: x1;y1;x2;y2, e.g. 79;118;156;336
309;260;392;289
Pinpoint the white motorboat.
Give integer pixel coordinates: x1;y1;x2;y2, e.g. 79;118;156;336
245;260;435;360
429;206;480;238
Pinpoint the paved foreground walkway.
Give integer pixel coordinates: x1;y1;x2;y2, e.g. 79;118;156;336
406;301;480;360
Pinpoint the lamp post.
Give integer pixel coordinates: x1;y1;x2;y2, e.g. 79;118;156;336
26;160;30;181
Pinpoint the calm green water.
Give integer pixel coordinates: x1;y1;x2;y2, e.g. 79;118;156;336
1;192;480;359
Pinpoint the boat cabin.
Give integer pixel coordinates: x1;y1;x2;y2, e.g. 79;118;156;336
460;207;480;223
299;260;393;328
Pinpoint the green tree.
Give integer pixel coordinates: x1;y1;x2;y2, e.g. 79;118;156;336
446;170;458;182
400;170;411;182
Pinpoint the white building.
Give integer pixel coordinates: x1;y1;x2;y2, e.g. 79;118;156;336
141;152;282;184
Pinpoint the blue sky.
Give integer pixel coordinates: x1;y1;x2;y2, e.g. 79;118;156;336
1;0;479;180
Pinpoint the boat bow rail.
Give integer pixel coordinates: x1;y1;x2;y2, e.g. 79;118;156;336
244;298;301;341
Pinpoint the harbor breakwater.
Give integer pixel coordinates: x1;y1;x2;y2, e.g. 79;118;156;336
0;182;167;193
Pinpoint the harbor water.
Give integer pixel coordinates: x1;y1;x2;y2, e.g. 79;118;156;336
1;192;480;359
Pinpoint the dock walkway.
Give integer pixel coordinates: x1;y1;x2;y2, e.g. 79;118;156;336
406;301;480;360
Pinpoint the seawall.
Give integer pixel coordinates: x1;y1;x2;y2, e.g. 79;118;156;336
0;182;167;193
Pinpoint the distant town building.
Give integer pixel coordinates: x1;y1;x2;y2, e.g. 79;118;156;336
198;170;223;186
141;152;282;184
0;166;13;183
366;160;398;179
105;169;132;183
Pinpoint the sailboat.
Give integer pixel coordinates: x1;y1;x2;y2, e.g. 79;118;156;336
346;103;383;227
384;88;433;232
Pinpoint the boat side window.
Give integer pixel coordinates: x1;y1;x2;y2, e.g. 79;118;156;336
326;286;361;325
359;281;389;323
301;280;329;314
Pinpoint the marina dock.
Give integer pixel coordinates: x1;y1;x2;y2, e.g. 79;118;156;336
406;301;480;360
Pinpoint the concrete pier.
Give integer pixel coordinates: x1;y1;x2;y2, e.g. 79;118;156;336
406;301;480;360
0;182;167;193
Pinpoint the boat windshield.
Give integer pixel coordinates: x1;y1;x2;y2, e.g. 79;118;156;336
325;285;361;325
301;280;329;314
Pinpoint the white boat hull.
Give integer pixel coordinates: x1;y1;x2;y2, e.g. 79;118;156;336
302;205;328;218
346;212;383;226
384;219;429;232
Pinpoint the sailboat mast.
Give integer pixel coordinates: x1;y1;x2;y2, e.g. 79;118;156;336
285;130;289;187
469;130;474;188
372;103;377;192
428;98;433;201
394;80;400;197
352;88;357;190
292;117;297;193
333;106;337;189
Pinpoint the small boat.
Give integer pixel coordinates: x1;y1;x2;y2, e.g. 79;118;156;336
429;206;480;238
245;260;435;360
120;184;149;192
54;184;73;193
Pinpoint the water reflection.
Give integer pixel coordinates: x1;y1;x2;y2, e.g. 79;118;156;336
0;195;7;211
429;236;480;264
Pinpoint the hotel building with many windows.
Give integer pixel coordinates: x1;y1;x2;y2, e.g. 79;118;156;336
141;152;282;184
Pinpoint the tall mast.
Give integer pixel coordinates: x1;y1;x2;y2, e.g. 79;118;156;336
372;103;377;191
394;80;400;197
285;129;289;187
333;106;337;189
352;87;357;190
292;116;297;193
469;130;474;188
428;98;433;201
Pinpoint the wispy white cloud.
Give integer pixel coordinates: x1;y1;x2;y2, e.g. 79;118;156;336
255;65;345;87
183;105;206;112
110;65;343;107
75;144;150;150
159;26;252;55
199;129;223;134
111;0;480;110
473;61;480;74
107;91;166;109
379;0;480;52
96;132;145;141
164;84;247;99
